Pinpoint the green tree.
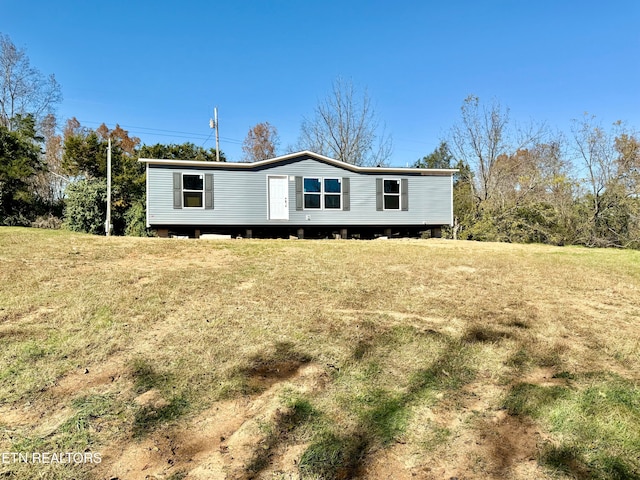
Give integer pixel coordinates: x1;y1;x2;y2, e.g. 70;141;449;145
62;119;145;234
138;142;225;162
0;114;43;224
414;141;454;169
414;141;475;239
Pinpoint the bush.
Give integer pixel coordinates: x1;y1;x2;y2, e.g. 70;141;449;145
63;179;107;234
124;197;154;237
32;214;63;229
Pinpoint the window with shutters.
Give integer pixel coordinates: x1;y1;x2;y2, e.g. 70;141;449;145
183;174;204;208
303;177;342;210
383;179;401;210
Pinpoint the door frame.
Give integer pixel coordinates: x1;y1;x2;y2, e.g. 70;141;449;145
267;175;289;220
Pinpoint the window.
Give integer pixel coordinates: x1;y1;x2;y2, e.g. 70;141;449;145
376;178;407;211
383;179;400;210
183;174;204;208
304;178;321;209
324;178;342;209
303;177;342;210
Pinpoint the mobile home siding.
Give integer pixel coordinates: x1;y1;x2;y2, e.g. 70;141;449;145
146;156;453;227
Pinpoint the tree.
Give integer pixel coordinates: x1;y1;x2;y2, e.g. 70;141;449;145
569;115;639;247
31;113;68;213
450;95;510;204
62;119;145;234
414;140;454;169
62;118;105;179
138;142;225;162
450;95;544;204
0;34;62;131
414;141;474;239
0;114;43;224
298;78;392;166
242;122;279;162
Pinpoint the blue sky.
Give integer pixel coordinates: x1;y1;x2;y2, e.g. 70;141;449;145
2;1;639;166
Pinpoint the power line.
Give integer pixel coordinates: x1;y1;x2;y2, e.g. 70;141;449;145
200;130;214;147
72;119;244;145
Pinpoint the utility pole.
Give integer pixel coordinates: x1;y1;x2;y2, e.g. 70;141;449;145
105;138;112;236
210;106;220;162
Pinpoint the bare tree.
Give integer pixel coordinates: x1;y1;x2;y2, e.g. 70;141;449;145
298;78;392;166
450;95;545;203
31;113;69;206
0;34;62;131
572;115;640;246
572;115;617;202
241;122;279;162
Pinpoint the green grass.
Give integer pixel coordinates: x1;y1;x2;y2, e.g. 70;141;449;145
504;373;640;479
0;227;639;479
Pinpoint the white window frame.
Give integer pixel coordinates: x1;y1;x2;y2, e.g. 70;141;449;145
182;173;205;209
383;178;401;211
303;177;342;210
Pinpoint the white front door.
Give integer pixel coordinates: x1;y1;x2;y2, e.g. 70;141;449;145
268;176;289;220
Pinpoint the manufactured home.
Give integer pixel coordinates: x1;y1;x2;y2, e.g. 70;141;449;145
140;151;457;238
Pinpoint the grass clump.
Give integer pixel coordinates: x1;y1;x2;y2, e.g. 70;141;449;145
298;431;368;480
504;373;640;478
503;383;570;417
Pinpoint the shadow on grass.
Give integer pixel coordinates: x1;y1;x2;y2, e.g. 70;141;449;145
130;357;171;394
299;338;477;479
504;373;640;480
503;383;569;417
245;395;320;477
299;432;369;480
132;395;189;438
238;341;312;394
539;444;639;480
462;325;513;344
408;340;476;393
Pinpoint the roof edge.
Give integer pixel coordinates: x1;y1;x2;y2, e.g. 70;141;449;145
138;150;459;174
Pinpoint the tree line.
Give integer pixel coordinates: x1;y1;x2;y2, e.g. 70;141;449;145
440;96;640;248
1;34;638;247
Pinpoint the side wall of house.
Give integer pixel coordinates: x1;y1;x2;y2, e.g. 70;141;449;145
146;158;453;227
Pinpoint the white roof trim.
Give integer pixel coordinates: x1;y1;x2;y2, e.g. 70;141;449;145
138;150;458;175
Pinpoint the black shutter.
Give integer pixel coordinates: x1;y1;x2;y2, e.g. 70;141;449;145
295;176;303;211
173;172;182;209
401;179;408;211
376;178;383;211
204;174;214;209
342;177;350;211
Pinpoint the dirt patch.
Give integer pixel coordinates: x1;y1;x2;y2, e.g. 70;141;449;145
246;359;307;391
520;367;572;387
134;388;169;409
97;363;329;480
51;359;124;397
478;414;544;478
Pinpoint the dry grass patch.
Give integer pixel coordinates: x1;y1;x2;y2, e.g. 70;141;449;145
0;228;639;479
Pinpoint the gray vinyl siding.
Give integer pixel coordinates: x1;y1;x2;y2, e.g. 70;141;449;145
146;158;453;227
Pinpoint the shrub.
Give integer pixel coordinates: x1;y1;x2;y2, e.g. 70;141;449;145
124;197;154;237
63;179;107;234
32;214;63;229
